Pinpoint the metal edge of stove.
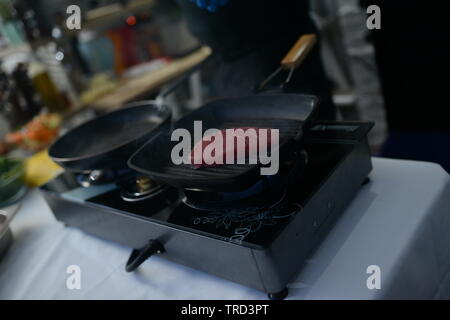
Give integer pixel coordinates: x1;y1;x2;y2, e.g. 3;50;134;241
250;124;374;294
39;187;270;293
39;122;374;297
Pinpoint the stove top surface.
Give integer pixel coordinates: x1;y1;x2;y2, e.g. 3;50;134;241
41;122;372;248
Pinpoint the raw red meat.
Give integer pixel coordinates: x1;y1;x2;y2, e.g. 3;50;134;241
189;127;274;168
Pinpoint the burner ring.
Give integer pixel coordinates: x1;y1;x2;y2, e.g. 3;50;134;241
181;177;287;211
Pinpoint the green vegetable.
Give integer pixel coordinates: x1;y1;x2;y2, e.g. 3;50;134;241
0;156;24;205
0;157;23;183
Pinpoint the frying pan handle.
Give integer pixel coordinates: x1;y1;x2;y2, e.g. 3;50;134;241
125;240;165;272
281;34;317;70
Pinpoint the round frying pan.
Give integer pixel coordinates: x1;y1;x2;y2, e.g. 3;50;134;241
48;101;171;172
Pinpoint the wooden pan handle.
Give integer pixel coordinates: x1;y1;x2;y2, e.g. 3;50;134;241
281;34;317;70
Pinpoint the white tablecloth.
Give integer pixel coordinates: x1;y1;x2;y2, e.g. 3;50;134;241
0;158;449;300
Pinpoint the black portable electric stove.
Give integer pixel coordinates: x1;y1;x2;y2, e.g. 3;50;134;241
40;121;373;300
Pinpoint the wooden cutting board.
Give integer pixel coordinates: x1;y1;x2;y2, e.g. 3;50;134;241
89;46;212;111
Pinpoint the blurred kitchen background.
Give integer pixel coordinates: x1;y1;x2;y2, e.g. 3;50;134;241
0;0;385;158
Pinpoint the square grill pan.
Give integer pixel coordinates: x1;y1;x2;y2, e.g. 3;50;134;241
128;94;318;192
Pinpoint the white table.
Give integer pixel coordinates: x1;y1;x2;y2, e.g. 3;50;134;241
0;158;449;300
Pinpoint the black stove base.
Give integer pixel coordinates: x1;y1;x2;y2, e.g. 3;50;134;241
268;288;289;300
40;122;373;299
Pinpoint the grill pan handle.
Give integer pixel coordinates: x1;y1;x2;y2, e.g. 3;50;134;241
281;34;317;70
257;34;317;92
125;240;165;272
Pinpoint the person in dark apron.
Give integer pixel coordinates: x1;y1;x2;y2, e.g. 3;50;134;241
175;0;336;121
361;0;450;172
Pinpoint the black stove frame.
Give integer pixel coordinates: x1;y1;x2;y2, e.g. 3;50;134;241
40;122;373;299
